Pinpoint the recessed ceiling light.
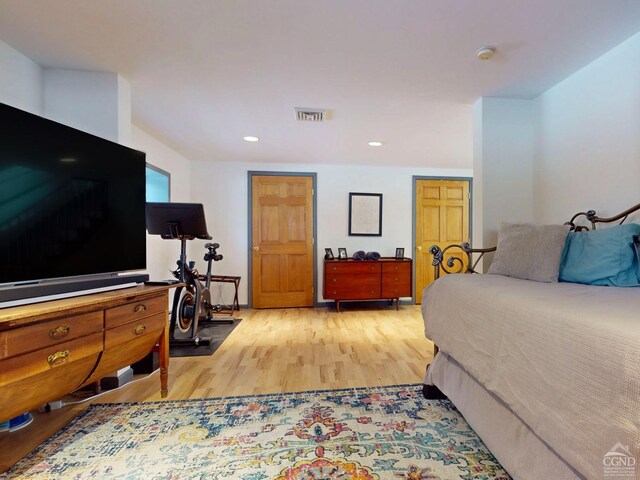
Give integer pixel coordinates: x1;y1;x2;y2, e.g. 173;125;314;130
243;136;259;142
60;157;77;163
368;141;383;147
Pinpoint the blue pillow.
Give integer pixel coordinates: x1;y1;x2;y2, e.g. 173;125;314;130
559;224;640;286
635;234;640;282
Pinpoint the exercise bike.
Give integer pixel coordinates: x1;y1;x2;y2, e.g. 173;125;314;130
171;242;233;345
146;203;234;348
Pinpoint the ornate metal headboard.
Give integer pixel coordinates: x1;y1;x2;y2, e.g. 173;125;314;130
430;202;640;279
565;202;640;232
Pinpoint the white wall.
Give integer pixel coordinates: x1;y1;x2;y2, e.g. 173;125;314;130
473;97;534;267
533;31;640;224
190;161;472;305
43;69;130;144
117;76;132;146
0;39;42;114
472;98;484;253
132;125;192;282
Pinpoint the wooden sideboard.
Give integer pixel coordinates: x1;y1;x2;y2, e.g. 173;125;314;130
0;285;174;423
323;258;412;312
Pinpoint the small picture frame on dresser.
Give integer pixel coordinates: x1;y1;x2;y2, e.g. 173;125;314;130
395;247;404;259
324;248;334;260
338;248;348;260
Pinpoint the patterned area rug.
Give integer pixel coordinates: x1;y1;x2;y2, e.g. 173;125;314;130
7;385;510;479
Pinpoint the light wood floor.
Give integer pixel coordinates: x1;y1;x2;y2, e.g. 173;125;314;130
0;305;434;472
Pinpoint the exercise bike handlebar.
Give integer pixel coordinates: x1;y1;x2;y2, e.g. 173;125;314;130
204;242;223;262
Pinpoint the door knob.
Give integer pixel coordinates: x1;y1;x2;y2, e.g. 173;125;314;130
252;246;260;251
417;245;423;251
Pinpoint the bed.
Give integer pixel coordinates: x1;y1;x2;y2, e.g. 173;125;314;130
421;204;640;480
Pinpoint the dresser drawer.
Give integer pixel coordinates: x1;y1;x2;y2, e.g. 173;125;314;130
324;286;381;299
381;261;411;275
382;285;412;298
0;332;103;387
325;273;379;287
382;272;411;286
325;262;381;274
0;311;103;360
105;294;166;329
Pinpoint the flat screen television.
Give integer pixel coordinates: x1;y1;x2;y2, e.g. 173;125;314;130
0;102;148;303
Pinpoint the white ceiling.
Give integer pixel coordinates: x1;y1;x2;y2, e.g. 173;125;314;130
1;0;639;167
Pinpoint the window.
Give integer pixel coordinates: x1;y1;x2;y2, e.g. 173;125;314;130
146;164;170;202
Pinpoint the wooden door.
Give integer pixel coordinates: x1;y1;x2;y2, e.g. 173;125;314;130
251;175;314;308
415;179;470;304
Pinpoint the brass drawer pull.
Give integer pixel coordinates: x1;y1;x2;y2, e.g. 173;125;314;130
134;304;147;314
49;325;70;339
47;349;70;366
133;324;147;335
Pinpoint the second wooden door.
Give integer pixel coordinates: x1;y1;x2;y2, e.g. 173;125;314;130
251;175;314;308
415;179;470;304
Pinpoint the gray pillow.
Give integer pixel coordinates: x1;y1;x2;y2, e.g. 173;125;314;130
488;223;570;282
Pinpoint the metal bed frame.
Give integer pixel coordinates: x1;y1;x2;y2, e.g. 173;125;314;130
429;202;640;279
423;202;640;396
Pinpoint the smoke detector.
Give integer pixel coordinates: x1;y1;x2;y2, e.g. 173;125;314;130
476;47;496;60
294;108;326;122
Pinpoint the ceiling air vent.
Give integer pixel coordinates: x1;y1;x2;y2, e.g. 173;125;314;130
294;107;326;122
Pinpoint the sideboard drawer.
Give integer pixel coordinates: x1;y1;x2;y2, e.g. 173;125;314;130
105;312;166;350
0;355;101;423
326;262;382;274
87;311;166;386
105;295;166;328
0;332;103;387
0;311;103;360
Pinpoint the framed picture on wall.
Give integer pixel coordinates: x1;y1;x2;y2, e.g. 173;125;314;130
348;192;382;236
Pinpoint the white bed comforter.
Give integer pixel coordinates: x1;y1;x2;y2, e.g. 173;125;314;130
422;274;640;480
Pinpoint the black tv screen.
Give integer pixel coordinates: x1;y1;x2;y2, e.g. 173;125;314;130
0;103;146;285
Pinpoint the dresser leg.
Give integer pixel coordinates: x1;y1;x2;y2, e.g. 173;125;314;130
159;324;169;398
396;298;399;310
336;300;340;313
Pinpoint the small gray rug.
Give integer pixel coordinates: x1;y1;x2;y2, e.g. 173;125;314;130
170;318;241;357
